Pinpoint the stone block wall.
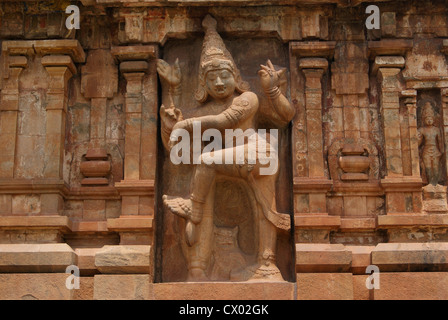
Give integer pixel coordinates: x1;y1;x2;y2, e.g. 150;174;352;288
0;0;448;300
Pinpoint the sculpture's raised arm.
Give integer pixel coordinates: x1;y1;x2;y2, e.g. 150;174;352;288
258;59;295;127
157;58;184;151
171;92;258;137
157;58;182;107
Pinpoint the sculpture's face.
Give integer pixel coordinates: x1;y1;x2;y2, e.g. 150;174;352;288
205;68;236;100
424;115;434;126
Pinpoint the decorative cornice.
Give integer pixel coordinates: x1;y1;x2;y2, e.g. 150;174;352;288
80;0;397;7
2;40;86;64
368;39;413;60
293;178;333;193
115;180;155;196
0;179;69;196
290;41;336;59
111;46;157;63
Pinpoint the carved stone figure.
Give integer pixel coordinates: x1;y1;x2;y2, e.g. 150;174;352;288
418;102;444;186
210;226;247;281
157;15;295;282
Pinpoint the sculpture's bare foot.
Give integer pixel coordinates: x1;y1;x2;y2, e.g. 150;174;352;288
163;196;200;247
162;195;192;220
187;268;209;282
231;263;284;282
247;263;284;282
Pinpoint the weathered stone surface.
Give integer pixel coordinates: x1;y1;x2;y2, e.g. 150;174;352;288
95;245;152;274
373;273;448;300
3;40;85;62
94;274;151;300
0;230;63;244
0;273;73;300
107;215;153;231
353;274;371;300
386;227;448;243
75;248;100;275
83;199;106;221
81;49;118;99
296;273;353;300
153;282;295;300
347;245;375;275
372;56;406;74
120;61;149;73
1;0;448;301
378;214;448;228
422;184;448;214
299;58;328;70
0;243;76;272
295;244;352;272
372;243;448;272
294;215;340;229
73;277;95;300
340;218;376;231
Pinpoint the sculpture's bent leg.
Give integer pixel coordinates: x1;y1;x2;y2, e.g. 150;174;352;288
423;153;442;186
186;183;215;282
230;173;285;282
253;174;284;281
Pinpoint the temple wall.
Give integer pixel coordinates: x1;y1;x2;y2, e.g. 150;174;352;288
0;0;448;300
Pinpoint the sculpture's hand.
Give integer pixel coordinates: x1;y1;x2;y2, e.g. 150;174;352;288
172;120;187;133
168;120;188;150
417;130;423;145
160;104;183;132
258;59;286;92
157;58;182;88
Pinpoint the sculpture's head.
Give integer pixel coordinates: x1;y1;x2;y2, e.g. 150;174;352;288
195;15;249;103
424;115;434;126
202;53;236;101
422;102;436;126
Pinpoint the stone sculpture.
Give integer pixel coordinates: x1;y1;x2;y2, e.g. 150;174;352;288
417;101;448;214
157;15;295;281
418;101;444;187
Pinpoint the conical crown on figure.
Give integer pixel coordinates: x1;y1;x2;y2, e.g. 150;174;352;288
195;15;250;102
422;101;437;124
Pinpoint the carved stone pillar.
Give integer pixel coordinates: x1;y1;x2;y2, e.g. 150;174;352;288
326;42;381;236
375;40;448;240
441;40;448;183
401;89;420;178
42;55;75;179
290;42;339;243
301;61;327;179
374;56;423;215
122;71;145;180
0;40;85;243
111;46;158;246
299;59;332;219
80;49;118;187
377;59;404;177
1;40;84;189
442;88;448;176
41;55;76;217
0;54;27;178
